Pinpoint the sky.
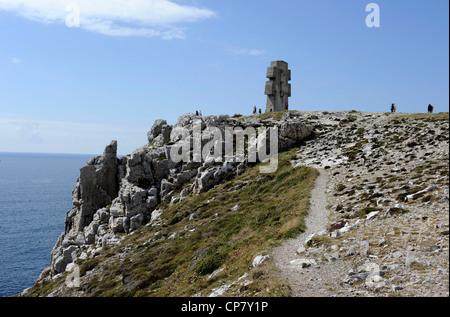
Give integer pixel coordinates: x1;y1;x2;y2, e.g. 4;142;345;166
0;0;448;155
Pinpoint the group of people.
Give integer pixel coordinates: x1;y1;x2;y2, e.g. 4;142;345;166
252;106;262;115
252;102;289;114
195;110;203;116
391;103;435;113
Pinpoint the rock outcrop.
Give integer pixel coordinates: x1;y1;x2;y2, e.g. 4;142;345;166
40;113;313;280
51;140;121;275
66;140;120;233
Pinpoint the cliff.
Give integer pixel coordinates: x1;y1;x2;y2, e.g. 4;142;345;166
22;111;449;297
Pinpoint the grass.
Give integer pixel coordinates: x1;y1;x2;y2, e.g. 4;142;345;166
400;112;449;121
236;110;290;122
79;258;101;277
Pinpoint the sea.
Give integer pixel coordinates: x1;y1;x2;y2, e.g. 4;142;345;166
0;152;95;297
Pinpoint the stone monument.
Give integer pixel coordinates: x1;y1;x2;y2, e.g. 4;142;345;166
265;61;291;112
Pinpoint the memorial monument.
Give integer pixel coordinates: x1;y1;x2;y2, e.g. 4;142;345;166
265;61;291;112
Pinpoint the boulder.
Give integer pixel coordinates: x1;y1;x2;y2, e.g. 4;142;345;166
175;169;198;186
147;119;168;143
130;213;145;231
146;195;158;210
153;125;172;147
160;179;173;197
84;222;99;245
279;121;314;150
109;204;124;217
150;209;163;226
195;168;218;193
252;255;271;268
53;245;79;274
93;207;110;224
109;216;126;233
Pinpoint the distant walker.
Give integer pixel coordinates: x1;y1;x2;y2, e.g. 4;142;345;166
391;103;396;113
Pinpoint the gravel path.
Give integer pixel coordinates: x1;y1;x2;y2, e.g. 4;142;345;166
272;168;348;297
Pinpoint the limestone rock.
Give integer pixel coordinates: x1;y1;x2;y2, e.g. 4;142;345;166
150;209;163;226
252;255;271;268
66;140;119;233
130;213;145;231
84;222;99;245
279;121;313;150
148;119;172;145
195;168;218;194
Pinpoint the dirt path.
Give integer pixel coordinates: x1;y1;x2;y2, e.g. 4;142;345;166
272;168;347;297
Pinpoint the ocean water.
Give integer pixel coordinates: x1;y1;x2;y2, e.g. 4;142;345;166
0;152;94;297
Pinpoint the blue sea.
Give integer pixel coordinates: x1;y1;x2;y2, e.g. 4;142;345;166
0;152;94;297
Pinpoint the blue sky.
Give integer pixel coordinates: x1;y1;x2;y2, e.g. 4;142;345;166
0;0;448;155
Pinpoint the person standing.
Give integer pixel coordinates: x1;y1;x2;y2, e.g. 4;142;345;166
428;104;434;113
391;103;396;113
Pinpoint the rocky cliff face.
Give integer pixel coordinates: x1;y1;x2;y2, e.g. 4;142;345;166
39;113;313;280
